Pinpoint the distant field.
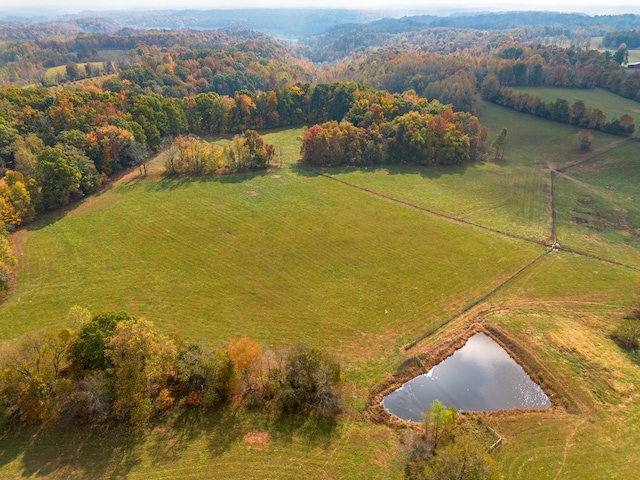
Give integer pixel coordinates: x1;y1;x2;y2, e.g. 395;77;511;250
589;37;640;63
476;100;620;167
2;110;640;479
511;87;640;135
555;142;640;268
43;62;106;84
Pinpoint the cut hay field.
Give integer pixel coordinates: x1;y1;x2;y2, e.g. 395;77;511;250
512;86;640;135
1;104;640;479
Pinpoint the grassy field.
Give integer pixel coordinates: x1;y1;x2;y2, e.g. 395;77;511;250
511;87;640;135
486;252;640;479
43;62;106;84
589;38;640;64
1;105;640;478
555;142;640;268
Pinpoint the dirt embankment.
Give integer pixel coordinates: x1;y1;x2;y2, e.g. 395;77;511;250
368;323;580;428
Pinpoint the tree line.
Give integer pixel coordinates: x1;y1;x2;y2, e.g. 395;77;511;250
300;97;487;167
0;308;342;427
603;30;640;49
0;81;490;293
0;81;355;227
481;75;635;136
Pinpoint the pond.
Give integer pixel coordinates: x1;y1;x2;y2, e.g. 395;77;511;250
382;332;551;422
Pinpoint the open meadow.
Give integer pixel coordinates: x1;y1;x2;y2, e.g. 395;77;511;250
0;103;639;479
511;86;640;136
42;62;106;84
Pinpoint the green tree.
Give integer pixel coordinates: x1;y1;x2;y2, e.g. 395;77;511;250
107;318;176;423
278;345;342;417
423;432;502;480
491;128;508;160
613;46;629;65
577;130;593;151
480;75;501;102
174;343;234;407
404;401;501;480
423;400;458;453
69;311;134;372
65;62;80;82
36;146;82;210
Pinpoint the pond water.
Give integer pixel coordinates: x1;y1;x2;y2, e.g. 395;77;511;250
382;332;551;422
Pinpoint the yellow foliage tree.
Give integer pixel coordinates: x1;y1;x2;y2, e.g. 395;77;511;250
228;336;263;392
106;318;176;423
0;170;36;226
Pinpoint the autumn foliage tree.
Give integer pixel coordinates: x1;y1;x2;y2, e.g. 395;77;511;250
228;336;263;393
0;224;16;293
0;170;36;226
106;318;177;423
402;401;501;480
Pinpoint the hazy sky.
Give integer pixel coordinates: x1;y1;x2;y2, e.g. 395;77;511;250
2;0;639;15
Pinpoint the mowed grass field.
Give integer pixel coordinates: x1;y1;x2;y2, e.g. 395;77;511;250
512;86;640;136
1;103;640;478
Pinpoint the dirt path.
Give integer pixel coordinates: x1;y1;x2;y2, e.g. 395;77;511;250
553;416;589;480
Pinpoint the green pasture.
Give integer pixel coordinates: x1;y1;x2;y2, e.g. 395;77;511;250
477;100;620;167
627;50;640;63
1;111;640;479
486;253;640;478
590;38;640;63
325;162;551;242
0;150;541;390
554;143;640;268
511;86;640;135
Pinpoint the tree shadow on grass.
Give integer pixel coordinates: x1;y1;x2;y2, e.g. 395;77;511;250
0;406;340;477
147;169;274;192
268;411;338;449
622;348;640;367
145;404;245;464
289;161;478;181
146;404;338;464
0;423;144;479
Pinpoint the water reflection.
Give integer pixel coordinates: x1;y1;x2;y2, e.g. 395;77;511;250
382;332;551;422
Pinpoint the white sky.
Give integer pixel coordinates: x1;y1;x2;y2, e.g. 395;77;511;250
2;1;639;15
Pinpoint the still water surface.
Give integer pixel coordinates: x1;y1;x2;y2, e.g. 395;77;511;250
382;332;551;422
